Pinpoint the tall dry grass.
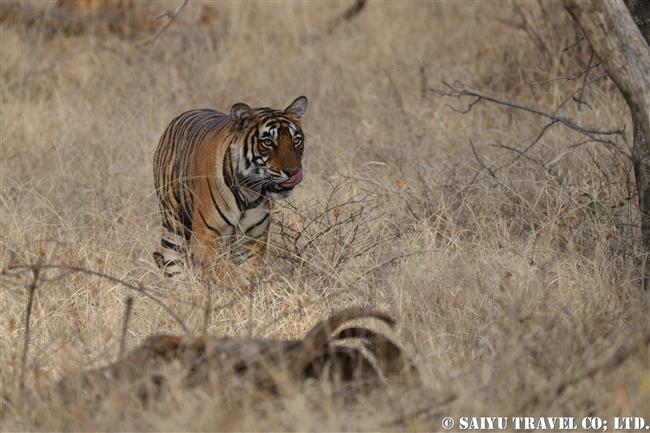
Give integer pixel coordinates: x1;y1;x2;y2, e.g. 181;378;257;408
1;1;648;430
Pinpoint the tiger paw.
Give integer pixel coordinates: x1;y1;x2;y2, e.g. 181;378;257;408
204;263;253;291
240;262;262;287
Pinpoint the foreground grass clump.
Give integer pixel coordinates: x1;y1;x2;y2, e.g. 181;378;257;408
1;1;648;430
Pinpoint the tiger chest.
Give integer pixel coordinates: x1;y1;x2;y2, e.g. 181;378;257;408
236;205;271;239
224;203;272;264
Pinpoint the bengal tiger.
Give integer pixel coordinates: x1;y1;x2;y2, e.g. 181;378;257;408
153;96;308;289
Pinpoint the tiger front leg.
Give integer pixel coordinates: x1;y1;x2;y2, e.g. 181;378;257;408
238;225;271;286
235;207;272;285
190;219;252;291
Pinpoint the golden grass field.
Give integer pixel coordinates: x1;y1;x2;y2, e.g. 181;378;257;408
1;1;649;430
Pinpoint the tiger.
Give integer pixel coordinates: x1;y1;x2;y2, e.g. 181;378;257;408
153;96;308;289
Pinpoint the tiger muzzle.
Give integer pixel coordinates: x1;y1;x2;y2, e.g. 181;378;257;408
277;168;303;189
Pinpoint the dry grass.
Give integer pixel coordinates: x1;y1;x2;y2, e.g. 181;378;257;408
1;1;649;430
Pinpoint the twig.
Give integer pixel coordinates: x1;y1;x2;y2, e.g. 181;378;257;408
119;297;133;359
5;263;190;333
562;35;586;52
247;283;256;339
340;0;366;21
327;0;366;33
553;72;607;115
469;139;496;178
19;263;39;391
521;120;559;156
444;96;481;115
420;65;427;100
567;138;603;150
491;141;562;182
494;120;559;174
525;57;600;86
202;280;211;336
575;51;595;111
136;0;188;48
3;261;242;317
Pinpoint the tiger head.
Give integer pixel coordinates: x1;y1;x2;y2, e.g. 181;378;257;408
231;96;308;200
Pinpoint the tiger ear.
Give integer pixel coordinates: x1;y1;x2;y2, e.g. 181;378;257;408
285;96;308;120
230;103;255;130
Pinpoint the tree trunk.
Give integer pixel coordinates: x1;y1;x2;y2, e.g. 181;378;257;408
625;0;650;292
623;0;650;42
564;0;650;290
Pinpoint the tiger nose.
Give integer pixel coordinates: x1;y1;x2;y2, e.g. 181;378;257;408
285;168;300;176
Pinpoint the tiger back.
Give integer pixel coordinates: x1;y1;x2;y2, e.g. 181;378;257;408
153;97;308;289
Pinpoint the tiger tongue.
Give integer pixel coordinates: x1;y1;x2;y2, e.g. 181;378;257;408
278;168;303;188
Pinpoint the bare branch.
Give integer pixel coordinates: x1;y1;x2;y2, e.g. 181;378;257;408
202;280;211;336
492;120;560;175
341;0;366;21
552;72;608;115
119;297;133;359
20;261;40;391
4;263;190;333
520;120;559;158
433;81;632;155
247;284;256;338
525;57;600;85
327;0;366;33
576;51;596;111
136;0;188;48
491;141;563;182
469;139;496;178
562;35;586;52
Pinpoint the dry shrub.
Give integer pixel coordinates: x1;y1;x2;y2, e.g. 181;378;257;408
271;180;403;286
1;0;649;431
